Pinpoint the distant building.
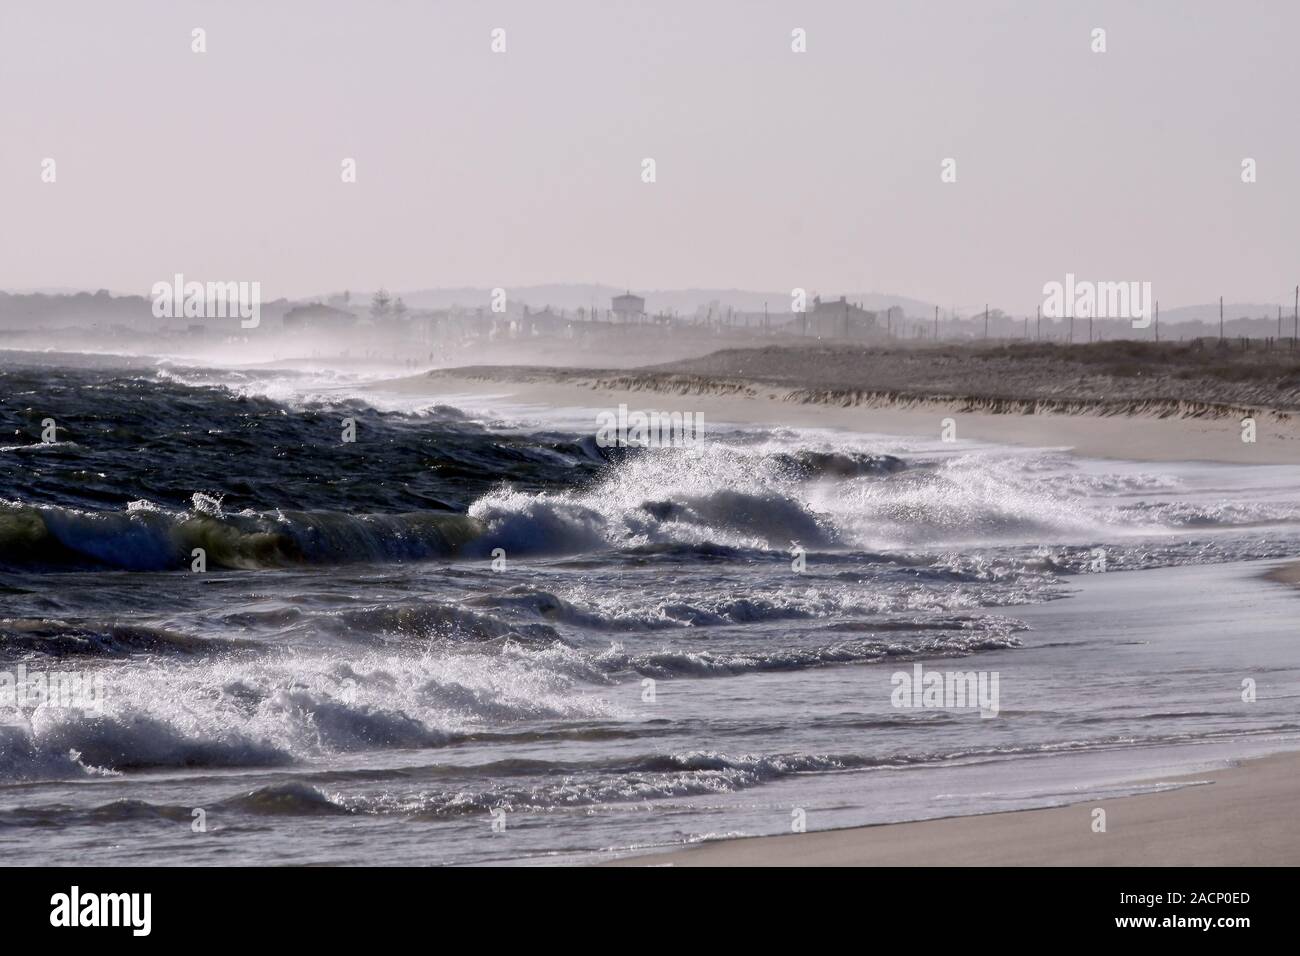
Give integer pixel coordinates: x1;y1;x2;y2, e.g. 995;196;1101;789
612;292;645;323
801;295;878;339
523;306;570;337
282;303;358;333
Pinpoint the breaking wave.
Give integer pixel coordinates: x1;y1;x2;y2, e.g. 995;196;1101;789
0;496;483;571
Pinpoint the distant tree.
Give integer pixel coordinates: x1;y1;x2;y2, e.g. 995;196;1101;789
393;297;408;320
371;288;391;321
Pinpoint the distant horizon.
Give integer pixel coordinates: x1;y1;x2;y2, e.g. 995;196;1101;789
3;283;1297;324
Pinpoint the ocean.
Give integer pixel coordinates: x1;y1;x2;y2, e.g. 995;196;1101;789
2;350;1298;865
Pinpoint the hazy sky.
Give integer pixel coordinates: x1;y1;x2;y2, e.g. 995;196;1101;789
2;0;1297;312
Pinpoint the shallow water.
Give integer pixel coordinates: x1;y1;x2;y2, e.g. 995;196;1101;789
2;351;1298;865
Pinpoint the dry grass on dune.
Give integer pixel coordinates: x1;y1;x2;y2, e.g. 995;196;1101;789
642;342;1300;411
430;340;1300;416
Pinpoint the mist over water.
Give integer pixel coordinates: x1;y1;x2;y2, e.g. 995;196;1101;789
3;351;1300;864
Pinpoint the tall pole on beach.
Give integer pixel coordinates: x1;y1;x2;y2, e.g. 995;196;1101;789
1036;304;1040;341
1219;296;1224;341
984;304;988;340
934;305;939;342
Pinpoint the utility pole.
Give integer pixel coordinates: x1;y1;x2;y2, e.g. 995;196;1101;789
984;304;988;340
934;305;939;342
1024;315;1028;339
1089;315;1093;344
1155;300;1159;343
1036;304;1041;341
1219;296;1224;341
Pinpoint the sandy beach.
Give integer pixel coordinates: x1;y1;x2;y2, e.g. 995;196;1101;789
607;751;1300;866
380;358;1300;464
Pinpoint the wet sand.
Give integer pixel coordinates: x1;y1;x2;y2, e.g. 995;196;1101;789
604;752;1300;866
1263;560;1300;586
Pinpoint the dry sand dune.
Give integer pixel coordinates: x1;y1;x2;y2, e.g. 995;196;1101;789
386;342;1300;464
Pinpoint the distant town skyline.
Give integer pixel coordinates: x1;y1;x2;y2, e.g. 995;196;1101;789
4;283;1293;332
3;0;1298;314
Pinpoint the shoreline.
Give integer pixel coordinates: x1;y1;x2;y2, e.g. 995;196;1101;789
377;367;1300;464
602;751;1300;866
1263;559;1300;587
